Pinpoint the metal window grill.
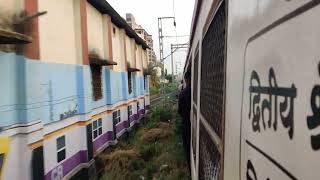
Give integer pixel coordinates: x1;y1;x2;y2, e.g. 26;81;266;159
128;72;133;94
90;65;103;101
199;122;221;180
192;105;197;159
200;2;226;138
193;51;199;104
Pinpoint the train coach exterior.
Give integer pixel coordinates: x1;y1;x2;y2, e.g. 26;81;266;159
187;0;320;179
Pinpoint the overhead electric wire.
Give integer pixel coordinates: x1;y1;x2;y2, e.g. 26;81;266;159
161;43;189;63
161;47;179;63
162;35;190;38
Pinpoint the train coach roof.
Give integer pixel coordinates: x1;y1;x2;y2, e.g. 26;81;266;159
184;0;203;72
88;0;150;50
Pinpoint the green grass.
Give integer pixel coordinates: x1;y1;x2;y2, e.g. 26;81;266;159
150;86;160;95
98;103;190;180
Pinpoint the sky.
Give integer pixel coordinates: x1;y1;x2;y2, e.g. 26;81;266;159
107;0;195;75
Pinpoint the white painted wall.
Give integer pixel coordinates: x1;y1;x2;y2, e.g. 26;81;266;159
138;99;144;110
136;45;143;76
132;101;137;115
43;125;86;174
111;25;124;72
86;3;105;59
101;114;113;134
145;95;150;107
102;15;111;60
125;36;135;68
120;106;128;122
3;136;32;180
118;29;126;71
142;49;148;69
38;0;78;64
0;0;24;21
131;39;137;68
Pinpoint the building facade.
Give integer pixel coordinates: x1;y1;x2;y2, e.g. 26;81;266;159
0;0;150;180
126;13;157;63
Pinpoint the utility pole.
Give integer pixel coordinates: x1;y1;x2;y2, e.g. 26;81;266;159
171;44;174;79
158;17;176;63
157;17;176;97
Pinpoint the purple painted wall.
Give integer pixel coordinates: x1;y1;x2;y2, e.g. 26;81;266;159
44;109;147;180
93;131;114;152
45;150;87;180
116;120;128;134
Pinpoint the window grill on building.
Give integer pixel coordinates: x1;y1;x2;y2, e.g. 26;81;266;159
200;2;226;138
90;65;103;101
199;122;221;180
113;110;121;125
128;72;133;94
56;136;66;163
193;52;199;104
92;118;103;140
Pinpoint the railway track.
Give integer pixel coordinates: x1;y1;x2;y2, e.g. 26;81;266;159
150;92;177;106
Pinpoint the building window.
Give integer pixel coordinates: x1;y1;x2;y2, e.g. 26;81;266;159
56;136;66;163
128;72;133;94
92;118;103;140
128;105;133;117
113;27;116;35
90;65;103;101
144;75;147;90
137;102;140;111
113;110;121;125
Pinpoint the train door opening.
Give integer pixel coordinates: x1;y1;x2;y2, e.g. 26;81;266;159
86;124;94;161
32;146;44;180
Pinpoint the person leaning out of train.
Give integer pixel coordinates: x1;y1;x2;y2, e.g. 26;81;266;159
178;71;191;171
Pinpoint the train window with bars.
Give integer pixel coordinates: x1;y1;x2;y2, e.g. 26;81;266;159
200;2;226;138
199;122;221;180
128;72;133;94
92;118;103;140
56;136;66;163
192;106;197;160
90;65;103;101
113;110;121;125
193;51;199;104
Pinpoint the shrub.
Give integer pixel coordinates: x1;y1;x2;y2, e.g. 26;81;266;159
150;86;160;95
145;162;158;179
140;128;171;143
129;159;145;171
151;106;173;122
139;144;157;161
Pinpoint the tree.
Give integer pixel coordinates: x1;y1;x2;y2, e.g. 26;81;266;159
165;74;173;83
144;61;162;88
